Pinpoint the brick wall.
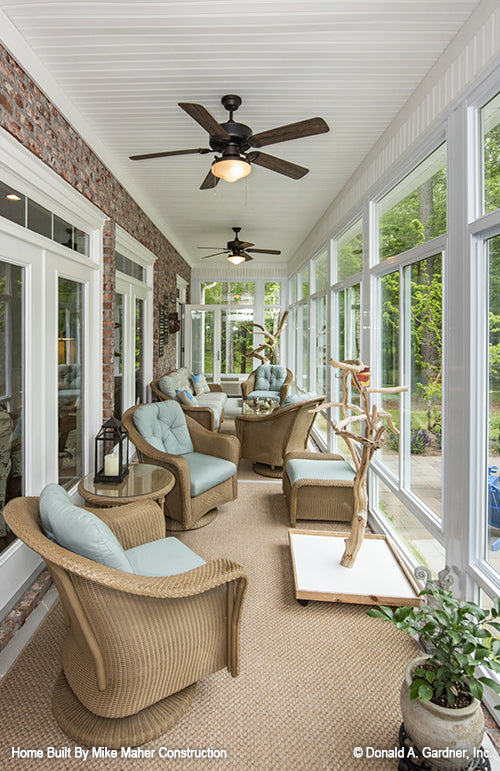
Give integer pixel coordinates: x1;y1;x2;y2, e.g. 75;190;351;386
0;44;191;414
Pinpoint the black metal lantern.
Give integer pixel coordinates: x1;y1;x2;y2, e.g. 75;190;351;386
94;416;129;483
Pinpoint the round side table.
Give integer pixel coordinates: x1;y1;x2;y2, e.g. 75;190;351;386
78;463;174;511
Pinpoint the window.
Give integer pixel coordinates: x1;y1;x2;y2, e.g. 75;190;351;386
58;278;84;489
486;233;500;576
0;262;24;555
481;92;500;215
336;221;362;281
265;281;283;363
221;307;254;374
0;178;90;256
116;251;145;282
114;292;124;419
299;266;309;299
135;298;145;404
378;144;447;262
312;250;328;293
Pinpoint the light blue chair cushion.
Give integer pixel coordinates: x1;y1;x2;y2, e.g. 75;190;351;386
280;391;317;408
133;401;194;455
126;536;206;577
182;452;237;497
254;364;286;394
285;459;356;487
39;483;133;572
246;390;282;402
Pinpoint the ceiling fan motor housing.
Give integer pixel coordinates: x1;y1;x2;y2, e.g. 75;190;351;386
209;123;252;153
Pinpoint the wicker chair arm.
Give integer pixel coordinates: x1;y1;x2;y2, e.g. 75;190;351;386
180;404;215;431
208;383;224;392
280;369;294;402
283;451;347;463
186;415;240;463
86;500;165;549
241;371;256;400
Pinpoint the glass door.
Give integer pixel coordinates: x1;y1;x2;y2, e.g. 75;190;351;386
183;305;221;383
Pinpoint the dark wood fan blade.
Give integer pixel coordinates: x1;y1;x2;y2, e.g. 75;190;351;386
251;117;329;148
250;151;309;179
201;250;229;259
198;246;225;249
237;241;254;249
179;103;231;140
246;248;282;255
129;148;210;160
200;169;220;190
241;252;253;262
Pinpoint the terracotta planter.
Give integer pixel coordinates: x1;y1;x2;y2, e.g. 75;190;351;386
400;657;484;770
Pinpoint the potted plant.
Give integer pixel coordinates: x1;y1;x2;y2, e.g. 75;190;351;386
368;582;500;770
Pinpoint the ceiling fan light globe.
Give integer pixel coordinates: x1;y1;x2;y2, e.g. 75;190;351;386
211;156;251;183
227;253;246;265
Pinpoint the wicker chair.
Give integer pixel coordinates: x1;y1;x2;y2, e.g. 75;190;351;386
151;371;226;431
234;394;325;477
241;365;293;405
122;401;239;530
4;495;248;749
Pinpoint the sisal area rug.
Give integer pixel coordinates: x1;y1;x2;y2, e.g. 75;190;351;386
0;482;418;770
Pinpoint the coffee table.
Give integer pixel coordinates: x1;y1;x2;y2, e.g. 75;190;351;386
289;529;420;606
78;463;174;510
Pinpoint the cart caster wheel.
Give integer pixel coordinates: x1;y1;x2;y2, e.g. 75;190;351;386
297;599;309;606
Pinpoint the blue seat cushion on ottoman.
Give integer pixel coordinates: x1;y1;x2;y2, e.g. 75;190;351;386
126;537;206;577
246;390;282;402
285;458;356;487
182;452;237;497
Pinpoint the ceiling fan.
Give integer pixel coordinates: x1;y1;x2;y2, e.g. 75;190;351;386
198;226;281;265
129;95;329;189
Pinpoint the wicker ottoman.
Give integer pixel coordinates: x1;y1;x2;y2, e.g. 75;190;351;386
283;451;356;527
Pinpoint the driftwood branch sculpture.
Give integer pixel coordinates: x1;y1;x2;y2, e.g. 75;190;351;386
243;311;289;365
317;358;407;568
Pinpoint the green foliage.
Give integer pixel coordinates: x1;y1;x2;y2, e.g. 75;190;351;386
484;121;500;214
367;584;500;710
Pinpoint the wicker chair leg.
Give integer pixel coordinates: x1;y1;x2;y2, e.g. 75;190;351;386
52;670;196;749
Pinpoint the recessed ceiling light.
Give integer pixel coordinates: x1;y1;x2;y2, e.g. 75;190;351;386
6;194;21;201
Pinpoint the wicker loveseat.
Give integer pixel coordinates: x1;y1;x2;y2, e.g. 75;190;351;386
151;367;227;431
234;394;325;477
122;400;239;529
4;491;248;749
241;364;293;405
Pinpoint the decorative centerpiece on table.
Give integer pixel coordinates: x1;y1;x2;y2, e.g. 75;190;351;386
318;358;407;568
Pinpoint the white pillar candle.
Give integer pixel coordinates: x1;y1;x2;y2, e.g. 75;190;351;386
104;453;119;476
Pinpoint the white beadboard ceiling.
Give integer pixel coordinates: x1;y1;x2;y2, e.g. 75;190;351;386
0;0;482;269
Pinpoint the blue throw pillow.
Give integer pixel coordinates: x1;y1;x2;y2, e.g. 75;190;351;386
191;373;210;396
176;389;198;406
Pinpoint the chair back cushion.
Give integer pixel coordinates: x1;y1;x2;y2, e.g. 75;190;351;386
39;483;133;571
158;367;193;399
254;365;286;393
133;401;194;455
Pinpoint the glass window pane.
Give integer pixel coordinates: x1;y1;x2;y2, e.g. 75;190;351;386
337;221;362;281
265;281;280;305
314;295;327;394
313;250;328;292
487;233;500;575
289;275;297;305
0;181;25;226
114;293;124;419
482;92;500;215
221;308;254;374
301;304;309;390
299;267;309;299
375;478;445;575
190;309;214;378
409;255;442;519
229;282;254;305
58;278;83;489
53;215;74;249
378;144;447;262
380;272;400;476
135;298;144;404
0;262;24;555
27;198;52;239
74;227;90;257
264;307;282;363
201;281;224;304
